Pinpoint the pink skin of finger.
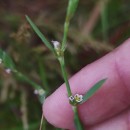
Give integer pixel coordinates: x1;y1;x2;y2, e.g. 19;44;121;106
43;39;130;130
89;109;130;130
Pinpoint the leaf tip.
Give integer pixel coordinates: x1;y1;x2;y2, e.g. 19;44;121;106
102;78;108;82
25;15;28;18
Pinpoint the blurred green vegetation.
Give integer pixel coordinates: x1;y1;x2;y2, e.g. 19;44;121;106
0;0;130;130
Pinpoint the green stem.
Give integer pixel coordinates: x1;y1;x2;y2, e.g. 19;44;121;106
59;57;72;97
58;57;83;130
62;21;70;50
38;60;50;92
14;71;42;90
73;106;84;130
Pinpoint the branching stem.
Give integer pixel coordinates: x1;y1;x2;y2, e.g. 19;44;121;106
58;56;84;130
59;57;72;97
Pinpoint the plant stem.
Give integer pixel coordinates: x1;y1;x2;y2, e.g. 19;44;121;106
39;60;50;92
73;106;84;130
58;57;83;130
59;1;83;129
14;71;42;90
62;21;69;50
59;57;72;97
39;113;44;130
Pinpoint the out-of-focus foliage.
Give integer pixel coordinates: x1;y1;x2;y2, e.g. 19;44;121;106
0;0;130;130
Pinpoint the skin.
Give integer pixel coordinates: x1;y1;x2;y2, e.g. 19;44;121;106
43;38;130;130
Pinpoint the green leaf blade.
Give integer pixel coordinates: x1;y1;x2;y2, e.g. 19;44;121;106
0;49;45;104
66;0;79;22
0;49;15;70
25;15;54;52
15;71;46;104
62;0;79;50
82;78;107;103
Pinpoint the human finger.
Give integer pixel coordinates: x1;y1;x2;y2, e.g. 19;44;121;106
43;39;130;129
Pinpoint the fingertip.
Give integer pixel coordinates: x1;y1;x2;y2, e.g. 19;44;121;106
114;38;130;91
43;88;74;129
43;38;130;129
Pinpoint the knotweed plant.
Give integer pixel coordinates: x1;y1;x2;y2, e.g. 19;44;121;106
26;0;107;129
0;0;107;130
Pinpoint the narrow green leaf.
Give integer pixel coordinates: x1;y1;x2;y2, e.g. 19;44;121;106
66;0;79;22
0;49;45;104
0;49;15;70
82;78;107;103
25;15;54;52
15;72;46;104
62;0;79;50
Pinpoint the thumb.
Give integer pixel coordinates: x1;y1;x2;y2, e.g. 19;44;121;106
43;39;130;129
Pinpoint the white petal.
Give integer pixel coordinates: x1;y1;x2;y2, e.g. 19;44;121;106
74;94;83;102
34;90;39;94
69;96;74;101
5;68;11;74
52;41;60;49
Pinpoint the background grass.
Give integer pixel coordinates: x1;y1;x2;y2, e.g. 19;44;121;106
0;0;130;129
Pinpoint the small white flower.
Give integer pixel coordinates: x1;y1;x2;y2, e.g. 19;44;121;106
5;68;11;74
34;90;39;95
34;89;45;95
69;95;74;102
0;58;2;64
74;94;83;103
52;40;60;50
38;89;45;95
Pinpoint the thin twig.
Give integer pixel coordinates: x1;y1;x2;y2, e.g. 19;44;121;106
21;88;29;130
39;113;44;130
81;0;109;36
